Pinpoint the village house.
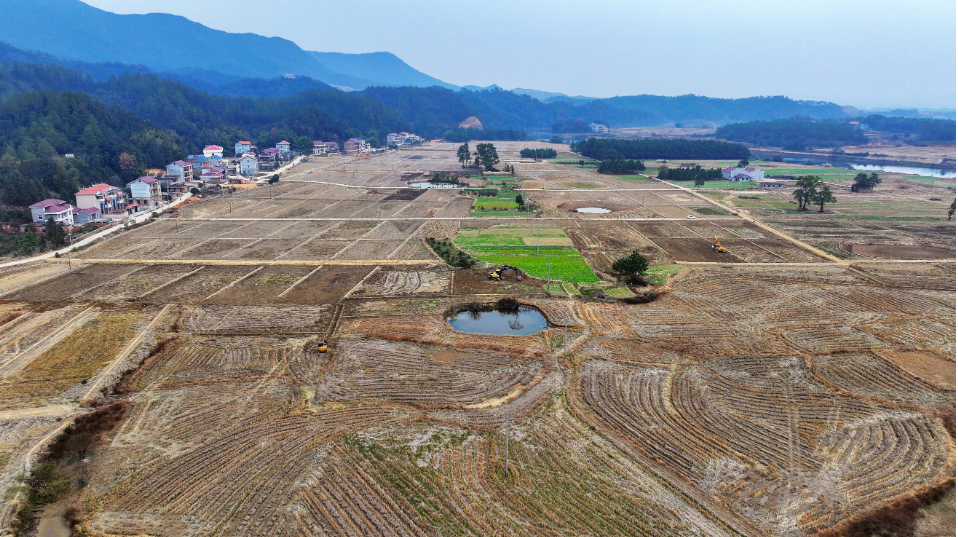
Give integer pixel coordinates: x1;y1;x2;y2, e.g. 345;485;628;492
235;141;253;155
758;180;785;189
198;166;226;184
128;176;163;207
29;199;75;226
386;133;404;145
188;155;210;167
72;207;102;224
276;140;291;154
722;166;765;181
260;147;281;162
166;160;194;182
344;138;368;155
203;145;224;158
162;182;189;199
589;123;609;133
75;183;128;215
239;154;259;176
313;141;338;155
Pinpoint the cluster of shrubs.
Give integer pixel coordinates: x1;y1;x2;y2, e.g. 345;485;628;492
425;237;476;268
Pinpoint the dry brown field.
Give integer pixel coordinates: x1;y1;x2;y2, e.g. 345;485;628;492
0;142;953;536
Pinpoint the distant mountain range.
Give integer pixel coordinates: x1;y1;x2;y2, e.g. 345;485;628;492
0;0;454;90
0;0;862;130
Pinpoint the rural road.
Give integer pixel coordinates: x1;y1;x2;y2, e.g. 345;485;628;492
0;192;193;271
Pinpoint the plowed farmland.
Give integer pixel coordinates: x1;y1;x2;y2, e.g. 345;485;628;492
1;142;954;536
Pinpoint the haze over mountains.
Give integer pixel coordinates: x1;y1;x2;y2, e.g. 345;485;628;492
0;0;863;126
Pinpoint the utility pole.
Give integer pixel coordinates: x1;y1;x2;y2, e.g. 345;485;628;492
564;317;569;358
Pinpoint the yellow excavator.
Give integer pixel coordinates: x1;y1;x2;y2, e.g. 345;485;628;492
317;337;328;353
711;236;726;253
489;266;521;281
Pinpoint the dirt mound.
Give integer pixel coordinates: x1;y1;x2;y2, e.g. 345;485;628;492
458;116;484;130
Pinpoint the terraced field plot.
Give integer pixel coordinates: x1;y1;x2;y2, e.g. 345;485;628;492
455;225;599;282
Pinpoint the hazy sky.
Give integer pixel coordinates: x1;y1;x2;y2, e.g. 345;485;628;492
84;0;955;108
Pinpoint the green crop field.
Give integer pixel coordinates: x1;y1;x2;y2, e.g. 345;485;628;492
455;226;599;282
469;190;523;216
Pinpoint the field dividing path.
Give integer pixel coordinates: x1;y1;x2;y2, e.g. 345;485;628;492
45;258;437;267
0;404;73;422
652;177;845;263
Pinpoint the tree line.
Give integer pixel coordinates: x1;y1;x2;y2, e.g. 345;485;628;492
597;159;645;175
715;118;868;150
656;165;723;181
853;115;956;143
519;148;557;159
571;138;750;160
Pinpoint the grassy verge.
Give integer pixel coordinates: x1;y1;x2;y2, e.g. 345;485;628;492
645;264;685;285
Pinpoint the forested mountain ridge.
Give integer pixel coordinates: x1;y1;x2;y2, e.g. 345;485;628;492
0;90;192;205
0;0;457;90
603;94;846;122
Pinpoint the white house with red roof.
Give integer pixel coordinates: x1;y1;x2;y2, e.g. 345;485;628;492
128;176;162;207
235;141;253;155
166;160;194;182
29;199;75;226
75;183;128;214
721;166;765;182
276;140;291;154
203;145;224;158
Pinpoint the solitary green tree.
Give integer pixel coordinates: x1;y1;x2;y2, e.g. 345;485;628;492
853;172;882;190
612;251;650;285
792;175;820;211
694;176;706;188
811;183;836;212
268;174;280;184
457;143;471;167
475;143;500;170
515;194;524;207
948;199;955;221
737;158;750;167
44;217;65;247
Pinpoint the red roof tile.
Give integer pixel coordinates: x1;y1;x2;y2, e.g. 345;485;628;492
29;198;67;208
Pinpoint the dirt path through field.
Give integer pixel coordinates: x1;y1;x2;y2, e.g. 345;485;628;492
0;404;73;421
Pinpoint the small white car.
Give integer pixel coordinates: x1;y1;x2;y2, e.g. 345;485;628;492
687;215;697;219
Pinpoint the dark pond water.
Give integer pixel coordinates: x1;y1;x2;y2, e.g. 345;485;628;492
446;306;549;336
